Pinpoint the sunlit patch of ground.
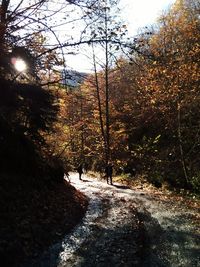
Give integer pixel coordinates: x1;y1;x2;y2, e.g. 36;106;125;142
25;172;200;267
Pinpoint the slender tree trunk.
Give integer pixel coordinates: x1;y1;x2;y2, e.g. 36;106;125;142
80;88;84;161
69;92;75;153
177;102;189;185
92;44;107;158
104;3;110;164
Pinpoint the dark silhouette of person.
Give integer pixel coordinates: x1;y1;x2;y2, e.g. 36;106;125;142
105;163;113;185
84;162;88;173
77;164;83;180
64;172;70;183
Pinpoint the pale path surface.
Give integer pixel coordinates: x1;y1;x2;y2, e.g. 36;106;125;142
23;172;200;267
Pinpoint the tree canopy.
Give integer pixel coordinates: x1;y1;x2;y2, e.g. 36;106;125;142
0;0;199;192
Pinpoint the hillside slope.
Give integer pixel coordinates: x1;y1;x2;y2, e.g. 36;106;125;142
0;174;88;267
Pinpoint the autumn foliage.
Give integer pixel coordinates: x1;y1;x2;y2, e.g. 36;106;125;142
57;0;200;192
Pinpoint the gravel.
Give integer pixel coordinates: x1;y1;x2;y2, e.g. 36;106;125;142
22;173;200;267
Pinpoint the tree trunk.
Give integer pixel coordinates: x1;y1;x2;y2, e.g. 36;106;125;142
105;4;110;164
177;102;189;186
92;44;107;159
0;0;10;51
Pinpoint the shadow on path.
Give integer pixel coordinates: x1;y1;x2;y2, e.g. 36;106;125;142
80;179;90;183
21;174;200;267
113;184;130;189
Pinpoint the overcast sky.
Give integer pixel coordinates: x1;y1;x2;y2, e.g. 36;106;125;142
65;0;176;72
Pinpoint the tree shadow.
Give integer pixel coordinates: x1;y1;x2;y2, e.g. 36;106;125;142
21;214;199;267
81;179;90;182
113;184;130;189
20;191;199;267
137;210;200;267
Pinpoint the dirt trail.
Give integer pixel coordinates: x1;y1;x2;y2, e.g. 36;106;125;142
23;173;200;267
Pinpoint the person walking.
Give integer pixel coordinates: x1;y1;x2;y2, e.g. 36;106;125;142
105;163;113;185
77;164;83;180
64;171;70;183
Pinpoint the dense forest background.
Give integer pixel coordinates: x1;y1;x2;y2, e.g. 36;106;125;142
0;0;199;193
55;0;200;193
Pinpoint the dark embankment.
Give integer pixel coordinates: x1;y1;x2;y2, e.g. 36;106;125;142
0;174;88;267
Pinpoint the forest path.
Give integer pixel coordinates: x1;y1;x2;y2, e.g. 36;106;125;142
24;173;200;267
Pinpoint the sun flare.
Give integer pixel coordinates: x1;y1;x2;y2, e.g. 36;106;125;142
13;58;27;72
